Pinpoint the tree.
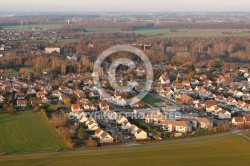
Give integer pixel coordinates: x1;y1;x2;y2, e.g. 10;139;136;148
19;68;27;75
33;104;40;112
85;137;98;147
64;98;71;105
70;94;78;104
78;127;86;140
7;107;14;113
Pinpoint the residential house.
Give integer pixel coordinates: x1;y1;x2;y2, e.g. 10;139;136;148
244;116;250;124
232;116;245;126
173;83;184;93
159;120;192;133
179;94;194;105
142;111;167;125
27;88;36;95
227;96;237;106
104;109;118;121
31;99;43;106
129;124;139;134
42;97;50;104
100;131;113;143
215;95;227;103
95;128;104;138
83;103;97;111
175;121;192;133
194;100;205;111
121;120;132;130
165;89;174;97
14;91;26;99
99;101;109;111
36;90;46;98
197;117;213;129
205;100;217;113
87;121;99;131
134;129;147;140
159;74;170;84
217;110;231;119
116;114;127;124
17;100;27;107
52;90;62;97
71;104;82;113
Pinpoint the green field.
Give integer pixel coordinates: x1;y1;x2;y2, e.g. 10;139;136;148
142;96;163;104
0;135;249;166
84;28;250;38
244;132;250;137
0;112;67;153
0;67;42;76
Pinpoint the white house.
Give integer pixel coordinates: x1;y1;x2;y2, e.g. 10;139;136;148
175;121;192;133
100;132;113;143
232;117;245;126
159;74;170;84
205;100;217;113
87;121;99;131
130;124;139;134
227;97;237;106
116;114;127;124
121;121;132;130
134;129;147;140
217;110;231;119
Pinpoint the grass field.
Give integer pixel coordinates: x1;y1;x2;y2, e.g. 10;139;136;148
84;28;250;38
0;112;67;153
0;67;41;76
142;96;163;105
243;132;250;137
0;135;249;166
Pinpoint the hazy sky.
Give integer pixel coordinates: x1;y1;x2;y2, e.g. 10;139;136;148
2;0;250;12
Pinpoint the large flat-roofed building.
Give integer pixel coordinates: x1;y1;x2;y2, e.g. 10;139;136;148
45;47;60;54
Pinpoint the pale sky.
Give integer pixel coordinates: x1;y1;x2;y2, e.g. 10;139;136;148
1;0;250;12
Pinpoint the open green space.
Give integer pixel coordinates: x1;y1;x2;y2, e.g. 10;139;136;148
0;67;45;76
142;96;163;105
243;132;250;137
84;28;250;38
0;135;249;166
0;112;67;153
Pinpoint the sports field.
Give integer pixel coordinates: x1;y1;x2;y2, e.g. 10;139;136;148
0;135;249;166
0;112;67;153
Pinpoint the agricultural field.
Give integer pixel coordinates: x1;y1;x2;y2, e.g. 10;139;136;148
84;28;250;38
0;112;67;153
0;135;249;166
